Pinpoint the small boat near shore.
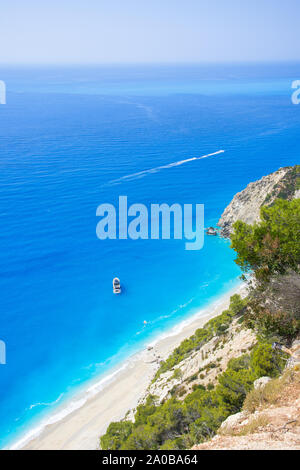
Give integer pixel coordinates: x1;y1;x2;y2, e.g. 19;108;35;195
206;226;218;236
113;277;121;294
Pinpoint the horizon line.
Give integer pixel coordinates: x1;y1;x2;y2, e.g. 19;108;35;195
1;59;300;68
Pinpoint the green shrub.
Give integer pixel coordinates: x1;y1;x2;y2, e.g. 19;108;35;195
171;368;182;380
250;343;285;378
159;437;188;450
187;374;198;383
216;367;256;413
231;199;300;282
100;421;133;450
192;384;206;392
134;395;157;427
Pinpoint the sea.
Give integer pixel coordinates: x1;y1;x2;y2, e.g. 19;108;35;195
0;63;299;448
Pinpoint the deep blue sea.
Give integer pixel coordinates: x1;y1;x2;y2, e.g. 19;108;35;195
0;63;300;448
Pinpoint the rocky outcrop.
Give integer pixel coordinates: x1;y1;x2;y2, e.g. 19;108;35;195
219;411;249;431
193;370;300;450
254;376;271;390
134;320;256;408
218;165;300;238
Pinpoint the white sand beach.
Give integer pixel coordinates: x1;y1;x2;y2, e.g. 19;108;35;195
15;283;246;450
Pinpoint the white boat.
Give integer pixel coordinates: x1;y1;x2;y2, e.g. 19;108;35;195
113;277;121;294
206;226;217;236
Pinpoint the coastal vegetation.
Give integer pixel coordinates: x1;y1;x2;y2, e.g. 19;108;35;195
231;198;300;341
231;199;300;282
263;164;300;204
100;342;285;450
100;192;300;450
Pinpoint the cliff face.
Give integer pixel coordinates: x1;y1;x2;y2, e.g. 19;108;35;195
135;319;256;408
218;165;300;238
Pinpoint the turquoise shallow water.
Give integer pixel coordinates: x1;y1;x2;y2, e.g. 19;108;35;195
0;63;300;448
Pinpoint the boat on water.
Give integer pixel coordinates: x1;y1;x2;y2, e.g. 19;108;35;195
206;226;218;236
113;277;121;294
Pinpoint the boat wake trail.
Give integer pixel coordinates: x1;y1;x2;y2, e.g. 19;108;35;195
107;150;225;186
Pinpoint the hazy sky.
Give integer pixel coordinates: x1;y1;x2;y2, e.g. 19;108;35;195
1;0;299;64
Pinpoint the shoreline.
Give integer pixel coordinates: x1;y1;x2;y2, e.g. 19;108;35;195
12;282;246;450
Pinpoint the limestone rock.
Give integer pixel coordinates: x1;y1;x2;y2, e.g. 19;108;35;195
218;166;299;238
219;411;248;430
254;376;272;390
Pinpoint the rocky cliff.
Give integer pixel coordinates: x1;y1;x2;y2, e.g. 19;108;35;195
135;319;256;408
193;348;300;450
218;165;300;238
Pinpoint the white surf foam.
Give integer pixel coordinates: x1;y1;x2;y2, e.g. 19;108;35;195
8;361;131;450
28;394;64;410
9;277;244;451
147;281;245;347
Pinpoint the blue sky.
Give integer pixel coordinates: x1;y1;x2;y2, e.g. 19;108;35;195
1;0;299;64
